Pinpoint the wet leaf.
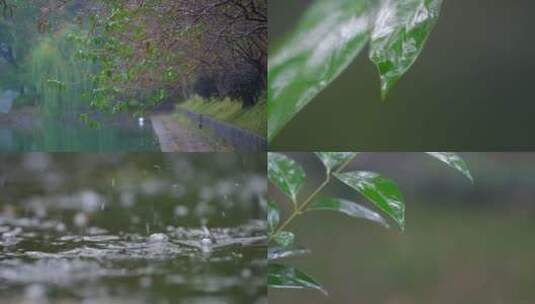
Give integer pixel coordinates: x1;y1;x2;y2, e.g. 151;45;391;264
314;152;358;174
268;246;311;261
268;263;327;295
268;0;371;142
426;152;473;182
273;231;295;248
268;153;305;203
308;197;390;228
268;201;280;233
334;171;405;230
369;0;443;97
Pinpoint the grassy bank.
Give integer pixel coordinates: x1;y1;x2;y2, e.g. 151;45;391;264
177;96;266;136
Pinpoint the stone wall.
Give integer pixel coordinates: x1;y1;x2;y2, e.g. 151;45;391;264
179;109;266;152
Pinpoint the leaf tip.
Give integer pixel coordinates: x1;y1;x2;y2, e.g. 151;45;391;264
463;168;474;183
395;217;405;232
380;85;389;101
379;77;398;101
466;172;474;183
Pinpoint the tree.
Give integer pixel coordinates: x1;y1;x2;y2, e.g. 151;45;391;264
2;0;267;109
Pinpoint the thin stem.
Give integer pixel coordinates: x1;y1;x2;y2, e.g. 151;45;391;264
268;154;357;243
269;175;329;242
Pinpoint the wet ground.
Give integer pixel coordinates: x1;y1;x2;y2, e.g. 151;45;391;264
0;154;267;303
151;114;227;152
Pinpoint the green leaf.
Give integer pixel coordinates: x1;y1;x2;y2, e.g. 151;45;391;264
426;152;473;182
308;197;389;228
273;231;295;248
314;152;358;174
268;153;306;203
369;0;443;97
268;0;371;142
334;171;405;230
268;263;327;295
267;200;280;233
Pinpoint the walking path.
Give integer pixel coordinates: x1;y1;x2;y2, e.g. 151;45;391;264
151;114;223;152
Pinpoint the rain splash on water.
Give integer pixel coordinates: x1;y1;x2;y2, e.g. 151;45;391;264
0;153;267;303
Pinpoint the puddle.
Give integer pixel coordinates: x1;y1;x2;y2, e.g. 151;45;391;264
0;154;267;303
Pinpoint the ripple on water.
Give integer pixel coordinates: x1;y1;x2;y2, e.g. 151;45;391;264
0;154;267;303
0;215;266;303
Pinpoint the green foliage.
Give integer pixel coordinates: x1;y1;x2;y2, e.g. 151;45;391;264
268;0;443;142
68;3;208;113
29;28;94;117
0;4;40;88
268;153;306;204
369;0;443;97
0;20;14;43
268;263;327;295
12;93;36;108
179;96;267;136
3;1;266;122
334;171;405;230
1;0;14;19
426;152;473;182
314;152;358;175
267;152;472;294
308;197;389;228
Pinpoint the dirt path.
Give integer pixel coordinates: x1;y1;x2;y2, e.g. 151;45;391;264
151;114;225;152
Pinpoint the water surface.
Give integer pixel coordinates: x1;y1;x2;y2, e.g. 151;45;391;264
0;154;267;303
0;115;160;152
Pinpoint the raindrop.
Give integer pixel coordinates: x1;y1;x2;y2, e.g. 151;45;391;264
55;222;66;232
241;268;252;279
73;212;88;227
202;225;210;237
174;205;189;217
80;191;101;212
200;226;214;254
200;237;213;254
148;233;168;243
120;192;135;207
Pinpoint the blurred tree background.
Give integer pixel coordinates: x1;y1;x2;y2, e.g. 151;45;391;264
269;0;535;150
1;0;266;114
270;153;535;303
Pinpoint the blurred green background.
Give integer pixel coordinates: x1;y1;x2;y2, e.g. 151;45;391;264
269;153;535;304
269;0;535;150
